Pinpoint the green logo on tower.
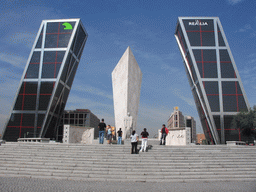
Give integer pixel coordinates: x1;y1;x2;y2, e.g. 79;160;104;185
62;22;73;30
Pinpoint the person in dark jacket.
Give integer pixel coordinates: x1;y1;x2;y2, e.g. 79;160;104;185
140;128;149;152
160;124;169;145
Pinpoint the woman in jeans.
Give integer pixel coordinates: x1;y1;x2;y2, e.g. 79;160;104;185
130;130;139;154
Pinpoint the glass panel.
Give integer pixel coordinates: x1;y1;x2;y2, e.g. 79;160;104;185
25;51;41;79
213;115;221;140
186;52;198;83
45;22;75;48
35;26;44;48
201;32;215;46
225;129;239;141
60;52;72;82
223;95;237;112
37;114;45;136
183;19;215;46
220;49;236;78
42;51;65;78
207;96;220;112
14;82;38;110
204;81;219;94
175;24;188;53
217;25;225;46
222;81;242;94
238;95;248;112
193;49;217;78
67;61;78;87
204;81;219;112
73;25;87;56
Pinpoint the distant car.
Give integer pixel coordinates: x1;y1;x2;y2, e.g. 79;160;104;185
0;140;6;144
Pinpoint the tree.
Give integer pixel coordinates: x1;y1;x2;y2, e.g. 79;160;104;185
232;106;256;141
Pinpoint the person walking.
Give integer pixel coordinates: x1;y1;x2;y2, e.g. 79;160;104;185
160;124;169;145
140;128;149;152
98;119;106;144
130;130;139;154
107;125;112;144
117;128;122;145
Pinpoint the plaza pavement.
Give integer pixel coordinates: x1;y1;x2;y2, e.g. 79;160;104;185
0;176;255;192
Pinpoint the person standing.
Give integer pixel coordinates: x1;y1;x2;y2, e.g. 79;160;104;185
140;128;149;152
160;124;169;145
130;130;139;154
117;128;122;145
106;125;112;144
98;119;106;144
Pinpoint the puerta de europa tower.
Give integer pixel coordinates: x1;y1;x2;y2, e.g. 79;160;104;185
3;19;88;141
175;17;250;144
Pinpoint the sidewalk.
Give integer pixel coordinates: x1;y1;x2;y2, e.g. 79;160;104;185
0;176;255;192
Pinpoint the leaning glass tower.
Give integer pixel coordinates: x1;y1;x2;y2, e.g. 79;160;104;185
175;17;250;144
3;19;88;141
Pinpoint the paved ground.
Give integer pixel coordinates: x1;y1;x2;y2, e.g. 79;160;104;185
0;177;255;192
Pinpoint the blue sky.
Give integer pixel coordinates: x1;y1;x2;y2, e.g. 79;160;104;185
1;0;256;137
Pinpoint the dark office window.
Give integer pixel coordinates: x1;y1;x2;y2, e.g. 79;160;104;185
45;22;75;48
207;96;220;112
5;113;35;141
60;53;72;82
183;19;215;46
186;119;191;127
204;81;219;112
14;82;38;110
39;82;55;110
73;25;87;56
25;51;41;79
35;26;44;48
37;114;45;136
204;81;219;94
220;49;236;78
217;25;225;46
42;51;65;78
176;24;188;53
213;115;221;140
222;81;242;94
186;52;198;82
193;49;217;78
224;115;239;141
222;81;242;112
67;61;79;87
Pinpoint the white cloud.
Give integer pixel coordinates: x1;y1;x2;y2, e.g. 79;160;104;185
227;0;244;5
171;88;195;107
0;52;27;68
6;31;36;48
72;83;113;100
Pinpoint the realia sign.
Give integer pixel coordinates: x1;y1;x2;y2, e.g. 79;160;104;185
189;20;208;26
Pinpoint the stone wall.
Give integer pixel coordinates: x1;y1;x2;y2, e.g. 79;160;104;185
63;125;94;144
166;128;191;146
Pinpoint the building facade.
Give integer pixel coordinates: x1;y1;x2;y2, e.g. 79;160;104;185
175;17;250;144
3;19;88;141
167;107;185;129
58;109;100;140
185;116;197;144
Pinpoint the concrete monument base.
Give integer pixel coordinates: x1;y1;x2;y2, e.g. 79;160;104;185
166;127;191;146
63;125;94;144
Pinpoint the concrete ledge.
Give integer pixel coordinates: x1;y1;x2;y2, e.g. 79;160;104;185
226;141;246;146
17;138;50;143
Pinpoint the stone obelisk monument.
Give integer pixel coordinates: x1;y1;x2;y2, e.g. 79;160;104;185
112;46;142;140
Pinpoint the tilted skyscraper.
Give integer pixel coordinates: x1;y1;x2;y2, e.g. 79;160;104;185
175;17;250;144
3;19;88;141
112;47;142;139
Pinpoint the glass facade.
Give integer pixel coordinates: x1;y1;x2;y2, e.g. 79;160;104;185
175;17;249;144
3;19;88;141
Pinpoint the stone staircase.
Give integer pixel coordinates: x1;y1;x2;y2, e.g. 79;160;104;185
0;142;256;182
